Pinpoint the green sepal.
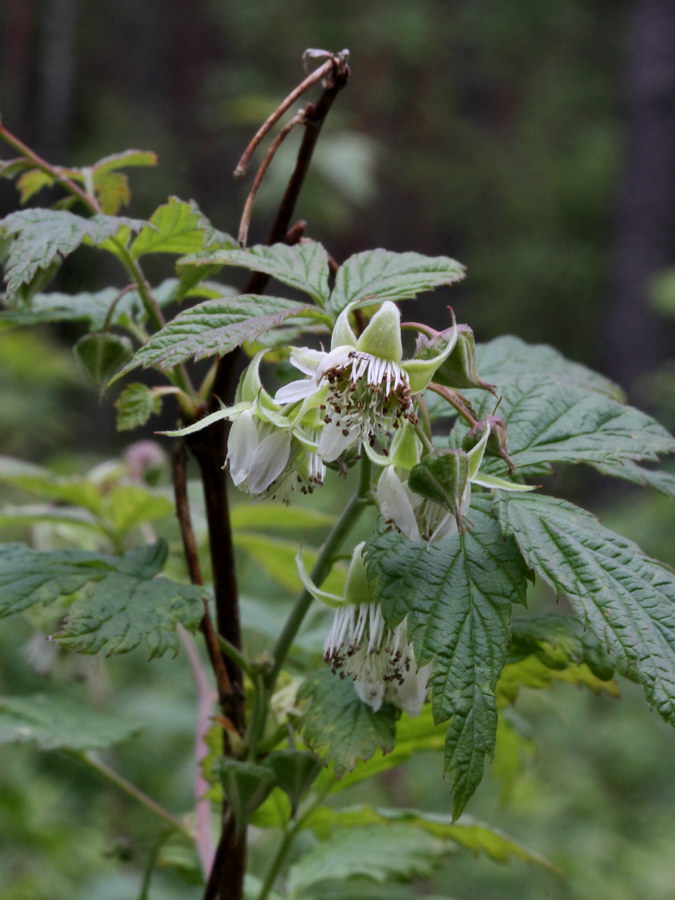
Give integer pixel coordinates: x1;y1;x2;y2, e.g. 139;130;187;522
408;450;470;513
331;303;358;350
462;416;511;464
219;759;276;835
266;750;323;817
235;350;276;408
344;543;372;606
356;300;403;362
404;321;458;392
432;324;495;392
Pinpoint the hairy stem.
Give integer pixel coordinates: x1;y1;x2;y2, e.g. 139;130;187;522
267;454;371;690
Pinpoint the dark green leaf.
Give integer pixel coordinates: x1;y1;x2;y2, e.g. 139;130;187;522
130;196;236;258
178;242;331;306
0;209;146;298
219;759;277;833
365;497;529;816
590;459;675;497
0;692;138;751
496;492;675;725
266;750;323;816
117;295;320;374
329;249;465;314
299;669;397;774
115;382;163;431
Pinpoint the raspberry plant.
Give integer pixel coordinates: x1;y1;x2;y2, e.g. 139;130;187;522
0;51;674;900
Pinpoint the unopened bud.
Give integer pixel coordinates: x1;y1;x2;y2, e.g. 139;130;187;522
426;325;495;393
462;416;513;471
408;449;469;515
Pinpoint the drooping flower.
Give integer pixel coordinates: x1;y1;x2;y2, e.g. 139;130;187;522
377;421;536;543
274;301;457;462
160;352;321;501
297;541;429;716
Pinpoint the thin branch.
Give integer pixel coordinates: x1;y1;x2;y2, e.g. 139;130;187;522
238;110;306;246
74;750;193;840
428;381;479;427
233;58;335;178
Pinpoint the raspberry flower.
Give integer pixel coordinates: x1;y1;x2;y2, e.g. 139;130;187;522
297;541;430;716
274;301;457;461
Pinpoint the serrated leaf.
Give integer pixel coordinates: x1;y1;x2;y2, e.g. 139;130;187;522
94;171;130;215
0;278;179;332
179;242;331;306
115;383;163;430
91;149;158;175
365;496;529;816
56;570;203;658
16;169;54;203
299;669;397;775
496;492;675;725
329;249;465;314
590;459;675;497
498;655;619;703
103;485;173;532
0;692;138;751
266;750;323;816
0;158;32;179
317;705;446;795
0;540;203;657
0;209;146;298
304;805;553;868
287;824;445;899
130;196;236;258
117;295;318;375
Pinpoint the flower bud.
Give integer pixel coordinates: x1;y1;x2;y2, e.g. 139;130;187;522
462;416;513;470
426;324;495;393
408;449;470;515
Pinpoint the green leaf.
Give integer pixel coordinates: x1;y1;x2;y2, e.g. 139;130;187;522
117;295;318;375
94;171;130;215
0;503;100;532
102;485;174;533
590;459;675;497
16;169;55;203
178;241;331;306
235;534;343;595
365;496;529;817
508;614;616;681
0;209;146;298
329;249;465;314
287;825;445;899
91;149;158;176
219;759;277;833
74;332;133;388
266;750;323;816
0;278;179;332
0;692;138;751
304;805;554;868
298;669;397;775
230;503;333;532
115;383;163;431
130;196;236;258
317;705;446;795
496;492;675;725
0;541;204;658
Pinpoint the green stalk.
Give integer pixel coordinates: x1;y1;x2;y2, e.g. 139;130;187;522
266;454;372;690
72;750;193;840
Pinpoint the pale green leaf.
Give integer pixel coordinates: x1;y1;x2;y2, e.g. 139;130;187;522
497;492;675;725
0;278;179;331
230;503;334;532
287;825;445;899
116;295;318;375
304;805;553;868
298;669;397;774
0;209;146;298
0;503;100;532
329;249;465;314
0;692;138;751
178;241;331;306
91;149;158;176
16;169;54;203
103;485;173;532
365;496;529;816
130;196;236;258
115;382;163;431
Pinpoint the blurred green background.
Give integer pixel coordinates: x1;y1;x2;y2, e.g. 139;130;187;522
1;1;675;898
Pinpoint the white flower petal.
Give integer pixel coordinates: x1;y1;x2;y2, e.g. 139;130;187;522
289;346;326;376
227;409;258;486
274;378;317;405
377;467;421;541
389;664;430;717
316;345;354;377
354;681;385;711
318;422;358;461
246;430;291;493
